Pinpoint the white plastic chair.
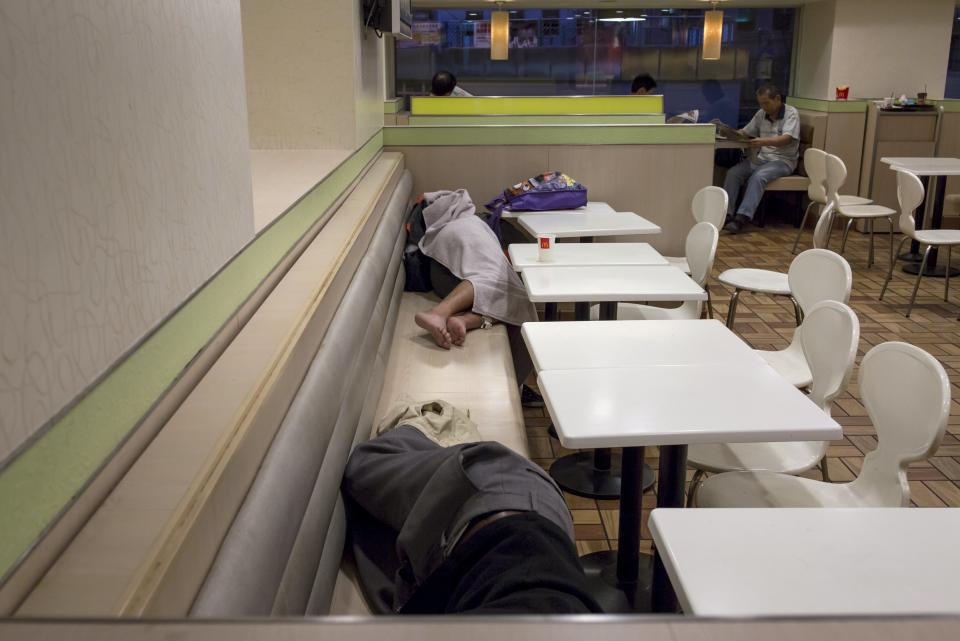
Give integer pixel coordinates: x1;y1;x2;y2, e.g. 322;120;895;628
827;153;897;269
720;202;838;328
591;221;718;321
693;341;950;508
880;169;960;317
686;300;860;505
792;148;872;254
665;186;728;318
756;248;852;388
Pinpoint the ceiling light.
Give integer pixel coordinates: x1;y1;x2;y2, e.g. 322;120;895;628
702;2;724;61
491;3;508;61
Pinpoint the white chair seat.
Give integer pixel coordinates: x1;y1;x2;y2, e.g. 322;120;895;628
589;301;694;321
912;229;960;246
665;255;691;274
758;346;812;388
688;441;825;476
696;469;862;508
837;204;896;218
838;194;873;207
719;268;790;295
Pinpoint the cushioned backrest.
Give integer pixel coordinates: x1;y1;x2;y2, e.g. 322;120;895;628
191;170;413;617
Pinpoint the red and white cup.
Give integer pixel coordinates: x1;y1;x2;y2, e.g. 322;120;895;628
537;234;556;262
835;85;850;101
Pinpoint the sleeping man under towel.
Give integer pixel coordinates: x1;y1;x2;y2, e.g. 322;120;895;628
413;189;538;351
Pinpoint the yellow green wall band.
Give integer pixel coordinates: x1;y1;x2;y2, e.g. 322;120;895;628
934;100;960;113
0;131;385;583
409;114;666;126
383;98;402;114
383;124;713;146
789;96;868;113
410;95;663;116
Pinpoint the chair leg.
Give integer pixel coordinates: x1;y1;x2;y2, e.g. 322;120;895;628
906;245;933;318
839;217;855;255
880;236;909;300
888;217;895;275
686;469;706;507
726;289;742;328
790;295;803;327
867;219;875;268
706;283;714;319
819;455;831;482
791;201;815;254
946;246;952;303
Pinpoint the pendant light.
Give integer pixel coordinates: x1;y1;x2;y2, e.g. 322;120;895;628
491;2;508;60
702;1;724;61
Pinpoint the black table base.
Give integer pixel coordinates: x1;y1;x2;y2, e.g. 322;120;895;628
902;264;960;278
579;550;653;612
549;450;655;500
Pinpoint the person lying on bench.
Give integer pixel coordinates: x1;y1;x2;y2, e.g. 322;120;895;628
342;411;602;614
721;83;800;234
414;189;537;350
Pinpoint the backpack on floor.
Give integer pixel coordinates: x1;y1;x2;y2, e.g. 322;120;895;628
484;171;588;238
402;200;433;292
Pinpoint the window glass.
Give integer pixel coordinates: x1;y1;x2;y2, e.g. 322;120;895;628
946;8;960;98
396;8;796;126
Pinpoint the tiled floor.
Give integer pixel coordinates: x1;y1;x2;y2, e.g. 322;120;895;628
524;220;960;555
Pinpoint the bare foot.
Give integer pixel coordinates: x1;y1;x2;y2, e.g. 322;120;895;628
447;315;468;346
415;311;452;349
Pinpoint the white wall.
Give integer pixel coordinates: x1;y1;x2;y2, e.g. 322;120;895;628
0;1;255;462
794;0;955;100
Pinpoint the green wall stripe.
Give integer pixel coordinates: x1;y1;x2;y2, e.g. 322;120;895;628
789;96;868;113
0;130;385;582
408;114;666;126
383;99;402;114
410;95;663;116
934;100;960;113
383;124;713;146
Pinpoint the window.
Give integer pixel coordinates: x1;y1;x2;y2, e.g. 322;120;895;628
946;7;960;98
396;8;797;126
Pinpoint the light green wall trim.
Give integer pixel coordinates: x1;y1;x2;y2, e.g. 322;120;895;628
383;98;402;114
789;96;868;113
934;100;960;113
383;124;712;146
0;130;385;583
408;114;666;126
410;95;663;116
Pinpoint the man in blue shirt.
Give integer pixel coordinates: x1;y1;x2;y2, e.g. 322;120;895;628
722;84;801;234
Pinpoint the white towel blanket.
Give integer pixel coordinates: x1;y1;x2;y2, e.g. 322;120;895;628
419;189;537;327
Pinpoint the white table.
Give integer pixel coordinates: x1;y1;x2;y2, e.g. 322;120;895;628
521;265;706;304
521;319;763;371
501;200;615;220
517;211;661;239
880;157;960;277
507;242;668;271
529;321;840;613
650;508;960;617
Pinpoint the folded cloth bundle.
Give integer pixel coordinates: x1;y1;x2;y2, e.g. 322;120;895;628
374;398;482;447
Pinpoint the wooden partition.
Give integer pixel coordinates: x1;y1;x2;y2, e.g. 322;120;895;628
384;124;714;256
790;98;868;193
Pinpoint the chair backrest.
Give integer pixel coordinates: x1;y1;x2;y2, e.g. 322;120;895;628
804;148;828;204
686;221;719;287
824;153;849;211
691;186;728;229
896;169;925;238
799;301;859;414
811;201;835;250
851;342;951;506
787;249;852;314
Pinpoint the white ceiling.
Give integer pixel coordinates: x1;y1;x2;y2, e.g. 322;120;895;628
414;1;814;8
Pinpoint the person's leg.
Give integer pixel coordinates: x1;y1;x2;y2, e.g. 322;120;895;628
736;161;793;221
446;311;483;346
722;159;753;218
416;279;475;349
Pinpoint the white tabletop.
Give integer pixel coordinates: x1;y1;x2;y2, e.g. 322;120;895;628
522;320;763;371
521;265;706;303
517;211;662;238
649;508;960;617
508;242;668;271
501;201;615;220
881;157;960;176
538;364;839;448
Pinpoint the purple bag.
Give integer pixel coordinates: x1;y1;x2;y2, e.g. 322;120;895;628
485;171;588;237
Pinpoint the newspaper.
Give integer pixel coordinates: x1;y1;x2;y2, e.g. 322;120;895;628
713;120;755;142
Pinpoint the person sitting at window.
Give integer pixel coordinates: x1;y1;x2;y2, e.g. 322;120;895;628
722;83;801;234
431;70;473;97
630;72;658;95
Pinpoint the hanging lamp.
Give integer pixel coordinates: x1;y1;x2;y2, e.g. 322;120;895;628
491;2;508;60
702;1;724;61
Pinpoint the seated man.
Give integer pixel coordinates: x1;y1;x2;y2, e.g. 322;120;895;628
342;419;602;614
631;72;657;96
722;84;801;234
431;70;472;97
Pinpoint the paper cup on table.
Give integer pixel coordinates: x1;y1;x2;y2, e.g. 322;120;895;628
835;85;849;100
537;234;556;262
